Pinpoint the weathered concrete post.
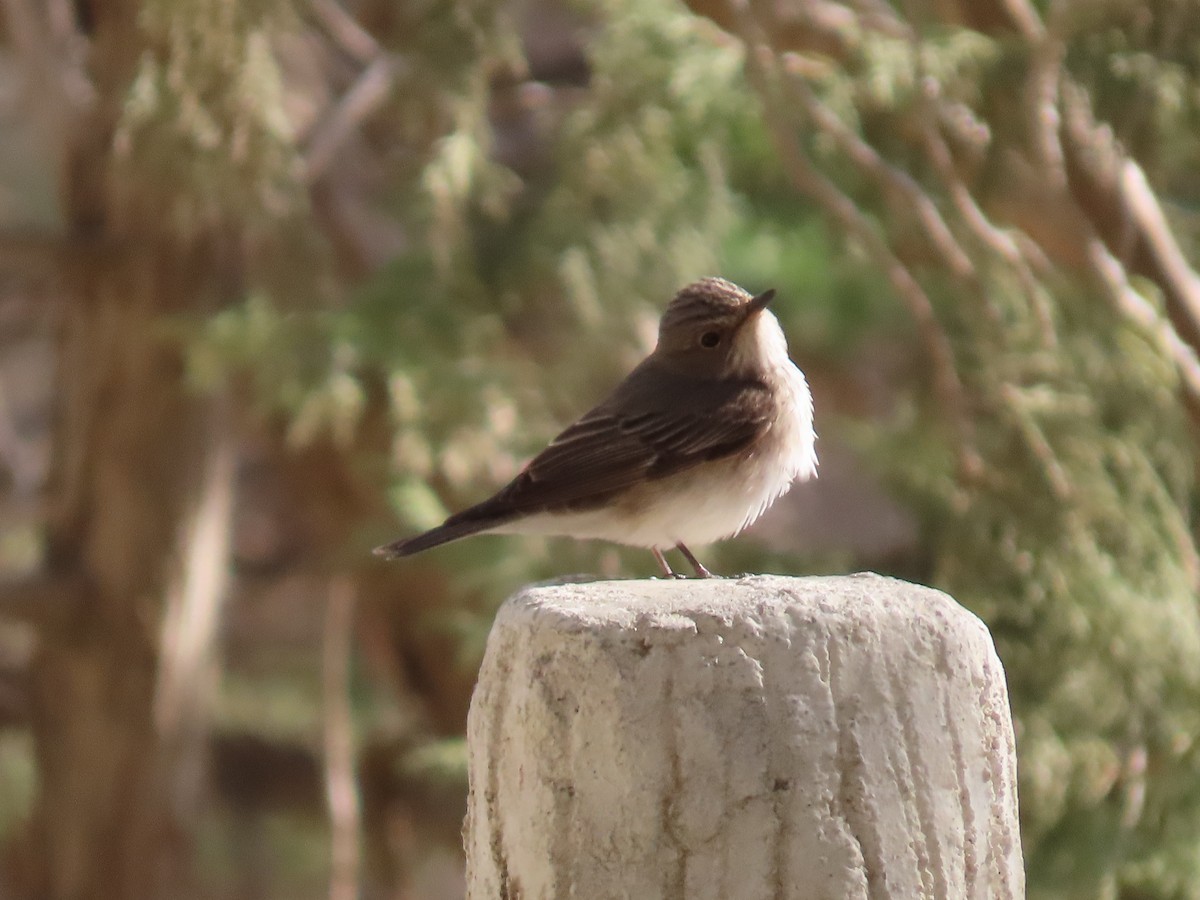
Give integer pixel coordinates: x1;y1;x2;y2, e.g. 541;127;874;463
464;573;1024;899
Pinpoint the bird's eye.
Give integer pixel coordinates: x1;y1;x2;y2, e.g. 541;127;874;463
699;331;721;349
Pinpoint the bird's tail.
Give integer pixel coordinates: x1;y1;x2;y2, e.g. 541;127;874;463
373;514;509;560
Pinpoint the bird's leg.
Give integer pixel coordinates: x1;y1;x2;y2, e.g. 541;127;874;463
675;542;714;578
651;547;678;578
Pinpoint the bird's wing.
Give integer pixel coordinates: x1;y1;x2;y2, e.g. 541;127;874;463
447;370;774;524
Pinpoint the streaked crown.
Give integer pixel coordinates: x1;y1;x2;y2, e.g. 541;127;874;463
658;277;754;339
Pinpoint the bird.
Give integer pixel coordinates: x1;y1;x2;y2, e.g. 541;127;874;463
374;277;817;577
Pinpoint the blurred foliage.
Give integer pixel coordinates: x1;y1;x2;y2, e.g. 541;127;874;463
178;0;1200;891
722;213;903;354
785;5;1200;896
11;0;1198;895
884;275;1200;897
113;0;304;233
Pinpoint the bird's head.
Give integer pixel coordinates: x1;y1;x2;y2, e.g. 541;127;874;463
653;277;786;378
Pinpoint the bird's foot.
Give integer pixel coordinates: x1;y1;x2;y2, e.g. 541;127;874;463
674;542;716;579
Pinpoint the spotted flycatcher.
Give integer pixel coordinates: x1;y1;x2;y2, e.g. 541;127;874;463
375;277;817;577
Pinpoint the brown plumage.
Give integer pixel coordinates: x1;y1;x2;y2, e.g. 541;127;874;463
375;278;816;576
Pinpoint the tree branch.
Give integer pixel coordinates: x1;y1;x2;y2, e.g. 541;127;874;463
304;55;402;183
310;0;380;65
779;58;976;282
738;31;979;475
1084;235;1200;409
323;575;362;900
916;93;1059;348
1057;79;1200;368
1118;160;1200;343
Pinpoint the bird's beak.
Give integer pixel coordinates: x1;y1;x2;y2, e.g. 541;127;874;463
739;288;776;325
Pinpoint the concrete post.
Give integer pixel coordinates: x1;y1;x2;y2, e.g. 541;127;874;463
464;573;1024;900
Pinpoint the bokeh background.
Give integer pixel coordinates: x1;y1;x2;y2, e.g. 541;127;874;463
1;0;1199;897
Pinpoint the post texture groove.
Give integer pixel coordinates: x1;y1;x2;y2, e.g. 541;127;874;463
464;573;1024;900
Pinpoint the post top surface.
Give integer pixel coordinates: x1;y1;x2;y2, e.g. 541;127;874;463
501;572;986;644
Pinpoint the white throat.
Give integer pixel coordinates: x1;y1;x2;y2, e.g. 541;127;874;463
732;309;794;376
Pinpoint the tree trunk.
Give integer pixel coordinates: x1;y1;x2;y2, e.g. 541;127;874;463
26;244;234;899
20;5;238;897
